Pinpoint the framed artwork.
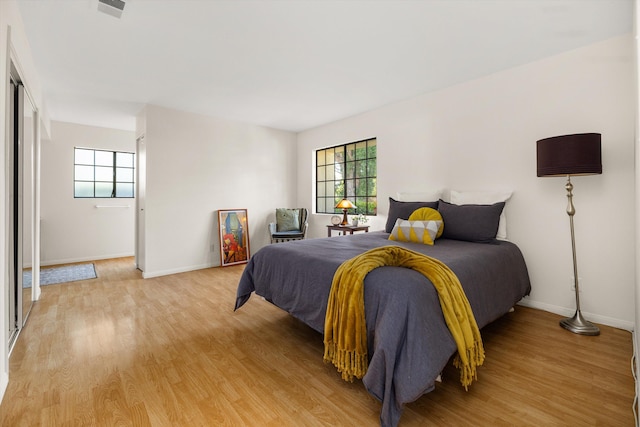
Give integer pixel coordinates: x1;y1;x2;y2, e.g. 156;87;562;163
218;209;250;266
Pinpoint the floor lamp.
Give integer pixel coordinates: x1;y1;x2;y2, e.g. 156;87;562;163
536;133;602;336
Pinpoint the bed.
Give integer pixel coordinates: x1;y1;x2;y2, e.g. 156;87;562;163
234;199;531;426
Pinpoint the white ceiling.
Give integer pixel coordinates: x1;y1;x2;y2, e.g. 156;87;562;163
16;0;633;133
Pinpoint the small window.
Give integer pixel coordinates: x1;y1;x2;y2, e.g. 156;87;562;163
74;148;135;198
316;138;377;215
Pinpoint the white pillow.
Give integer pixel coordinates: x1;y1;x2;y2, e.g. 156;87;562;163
450;190;512;240
396;189;442;202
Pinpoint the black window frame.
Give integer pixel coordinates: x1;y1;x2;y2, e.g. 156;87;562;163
73;147;135;199
315;137;377;216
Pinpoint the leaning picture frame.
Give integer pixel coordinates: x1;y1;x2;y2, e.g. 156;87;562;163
218;209;250;266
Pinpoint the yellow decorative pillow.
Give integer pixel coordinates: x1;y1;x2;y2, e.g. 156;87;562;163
388;219;442;245
408;207;444;238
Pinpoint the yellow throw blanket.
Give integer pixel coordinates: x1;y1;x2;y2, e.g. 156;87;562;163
323;245;484;389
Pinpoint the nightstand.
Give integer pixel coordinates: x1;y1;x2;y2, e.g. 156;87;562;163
327;224;370;237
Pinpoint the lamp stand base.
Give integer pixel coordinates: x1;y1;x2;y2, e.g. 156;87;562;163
559;310;600;336
340;209;349;226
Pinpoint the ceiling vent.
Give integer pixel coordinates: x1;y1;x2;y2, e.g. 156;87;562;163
98;0;126;19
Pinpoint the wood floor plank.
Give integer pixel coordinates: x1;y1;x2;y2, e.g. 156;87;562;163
1;257;635;426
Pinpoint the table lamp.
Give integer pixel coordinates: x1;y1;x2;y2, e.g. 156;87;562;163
335;199;355;226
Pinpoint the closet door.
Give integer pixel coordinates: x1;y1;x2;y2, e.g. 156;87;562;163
8;76;24;350
135;135;146;272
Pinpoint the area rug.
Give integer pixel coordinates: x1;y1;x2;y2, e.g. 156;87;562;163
23;263;97;288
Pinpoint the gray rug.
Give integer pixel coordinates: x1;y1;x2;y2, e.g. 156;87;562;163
23;263;97;288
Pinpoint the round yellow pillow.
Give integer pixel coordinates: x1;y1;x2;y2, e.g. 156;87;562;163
408;207;444;238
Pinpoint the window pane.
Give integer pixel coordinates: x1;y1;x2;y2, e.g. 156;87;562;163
74;182;93;198
355;141;367;160
367;140;377;158
75;165;94;181
116;152;134;167
317;150;326;166
345;178;355;198
326;164;335;181
356;178;367;197
355;160;366;178
326;148;335;165
346;144;356;161
95;166;113;182
317;165;326;181
116;183;134;198
317;181;326;197
95;151;113;166
317;197;326;213
325;182;335;198
75;148;94;165
334;146;345;163
95;182;113;197
334;163;344;180
344;186;351;199
368;178;377;196
116;167;133;182
367;158;377;176
367;196;378;214
346;161;355;179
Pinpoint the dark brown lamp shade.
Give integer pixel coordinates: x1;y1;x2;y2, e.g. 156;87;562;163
536;133;602;177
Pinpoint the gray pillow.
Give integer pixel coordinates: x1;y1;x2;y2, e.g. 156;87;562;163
276;208;300;232
385;197;439;233
438;200;505;243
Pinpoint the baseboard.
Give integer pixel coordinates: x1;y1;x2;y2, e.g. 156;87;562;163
141;262;214;279
41;252;135;267
633;330;639;426
517;299;634;331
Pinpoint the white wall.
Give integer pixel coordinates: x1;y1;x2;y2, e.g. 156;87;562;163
40;121;136;265
140;105;297;278
297;35;635;330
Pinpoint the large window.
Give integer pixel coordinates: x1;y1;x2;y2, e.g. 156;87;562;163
316;138;377;215
74;148;135;198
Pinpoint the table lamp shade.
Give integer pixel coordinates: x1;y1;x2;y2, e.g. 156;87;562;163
335;199;356;210
536;133;602;177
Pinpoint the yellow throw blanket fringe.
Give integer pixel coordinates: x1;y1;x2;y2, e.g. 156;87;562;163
323;245;485;389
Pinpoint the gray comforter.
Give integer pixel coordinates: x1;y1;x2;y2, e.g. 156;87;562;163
235;232;531;426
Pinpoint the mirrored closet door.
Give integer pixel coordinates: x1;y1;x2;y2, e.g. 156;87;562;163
8;64;37;351
21;83;36;329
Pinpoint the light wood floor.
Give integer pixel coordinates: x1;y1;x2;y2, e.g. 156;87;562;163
0;257;634;426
